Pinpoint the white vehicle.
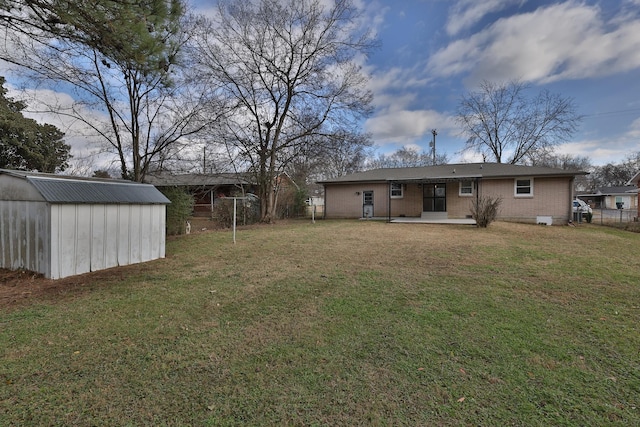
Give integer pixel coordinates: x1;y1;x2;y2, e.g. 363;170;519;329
573;199;592;217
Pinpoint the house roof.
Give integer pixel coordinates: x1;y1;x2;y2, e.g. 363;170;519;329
627;171;640;186
0;169;170;204
318;163;587;184
144;172;254;187
578;185;638;196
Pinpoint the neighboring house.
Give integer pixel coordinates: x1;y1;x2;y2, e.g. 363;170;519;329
626;171;640;218
319;163;587;224
0;169;169;279
145;171;305;219
577;186;638;210
144;172;255;216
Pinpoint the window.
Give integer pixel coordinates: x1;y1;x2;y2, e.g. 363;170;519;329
514;178;533;197
459;180;473;196
390;183;403;198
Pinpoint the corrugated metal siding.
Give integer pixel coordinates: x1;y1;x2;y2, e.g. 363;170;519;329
49;204;166;279
0;201;50;275
28;177;170;204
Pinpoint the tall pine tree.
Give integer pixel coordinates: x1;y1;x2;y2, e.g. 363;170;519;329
0;77;71;172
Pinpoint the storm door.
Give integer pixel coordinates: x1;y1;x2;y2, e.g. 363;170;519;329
363;191;374;218
423;183;446;212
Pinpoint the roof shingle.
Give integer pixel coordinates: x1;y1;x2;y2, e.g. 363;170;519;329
318;163;587;184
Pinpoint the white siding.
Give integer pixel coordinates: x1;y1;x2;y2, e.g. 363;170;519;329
0;200;50;275
117;205;131;267
49;203;166;279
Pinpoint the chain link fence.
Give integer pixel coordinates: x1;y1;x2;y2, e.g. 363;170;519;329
583;208;639;225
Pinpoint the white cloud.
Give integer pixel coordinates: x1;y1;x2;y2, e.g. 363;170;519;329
556;116;640;166
7;84;115;171
364;109;456;146
446;0;525;36
430;2;640;86
365;65;431;110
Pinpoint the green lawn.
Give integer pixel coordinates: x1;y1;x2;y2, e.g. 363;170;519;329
1;220;639;425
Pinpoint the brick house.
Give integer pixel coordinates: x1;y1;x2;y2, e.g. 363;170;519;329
319;163;587;225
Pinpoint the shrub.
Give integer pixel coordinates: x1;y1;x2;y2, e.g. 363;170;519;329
471;196;502;228
212;196;260;228
585;211;593;223
160;187;194;235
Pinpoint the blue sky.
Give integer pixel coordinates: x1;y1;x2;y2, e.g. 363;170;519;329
4;0;640;170
360;0;640;165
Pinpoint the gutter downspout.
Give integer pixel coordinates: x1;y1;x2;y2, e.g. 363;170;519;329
388;181;391;223
569;177;575;224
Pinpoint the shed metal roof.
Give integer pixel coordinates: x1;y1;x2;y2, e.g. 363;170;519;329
318;162;587;184
1;169;169;204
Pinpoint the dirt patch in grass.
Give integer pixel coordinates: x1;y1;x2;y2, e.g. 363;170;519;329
0;217;296;309
0;264;149;309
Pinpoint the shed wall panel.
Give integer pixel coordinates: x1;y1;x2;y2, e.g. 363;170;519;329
75;205;92;275
129;205;142;264
117;205;131;267
49;204;166;278
90;205;107;271
103;205;120;269
51;205;92;278
139;205;152;262
0;201;50;275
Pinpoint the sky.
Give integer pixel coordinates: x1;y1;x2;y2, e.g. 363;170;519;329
359;0;640;165
3;0;640;170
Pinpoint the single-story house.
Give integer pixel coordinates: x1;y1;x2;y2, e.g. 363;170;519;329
145;171;305;219
319;163;588;224
626;171;640;217
144;172;255;216
0;169;169;279
576;186;638;210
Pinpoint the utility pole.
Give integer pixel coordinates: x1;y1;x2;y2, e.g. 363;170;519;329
430;129;437;165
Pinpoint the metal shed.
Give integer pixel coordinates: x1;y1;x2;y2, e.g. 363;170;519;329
0;169;170;279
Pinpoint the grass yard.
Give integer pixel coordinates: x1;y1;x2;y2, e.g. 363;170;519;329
1;220;639;426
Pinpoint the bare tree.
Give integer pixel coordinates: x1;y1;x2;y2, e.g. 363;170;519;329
589;155;639;189
366;146;448;169
457;80;582;164
193;0;375;222
285;130;371;187
525;151;592;190
0;1;211;181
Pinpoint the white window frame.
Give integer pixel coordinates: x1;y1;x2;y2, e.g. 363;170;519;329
390;183;404;198
459;180;474;197
514;177;533;197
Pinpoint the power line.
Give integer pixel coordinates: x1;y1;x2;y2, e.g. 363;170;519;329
583;107;640;118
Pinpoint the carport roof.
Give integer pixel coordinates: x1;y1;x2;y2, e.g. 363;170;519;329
318;162;587;184
0;169;170;204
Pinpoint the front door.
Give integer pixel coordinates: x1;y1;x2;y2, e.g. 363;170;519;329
423;183;446;212
363;191;374;217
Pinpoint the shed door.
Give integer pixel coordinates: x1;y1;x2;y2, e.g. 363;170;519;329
423;183;446;212
363;191;374;218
